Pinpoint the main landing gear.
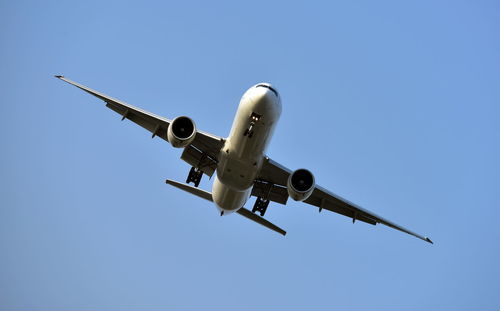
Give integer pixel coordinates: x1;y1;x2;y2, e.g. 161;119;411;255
186;166;203;187
252;197;270;216
243;113;261;138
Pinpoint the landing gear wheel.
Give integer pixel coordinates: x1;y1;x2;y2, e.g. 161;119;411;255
186;167;203;187
251;197;270;216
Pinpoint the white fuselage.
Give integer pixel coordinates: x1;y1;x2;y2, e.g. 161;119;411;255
212;84;282;214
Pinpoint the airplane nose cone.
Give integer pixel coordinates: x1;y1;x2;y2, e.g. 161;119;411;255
253;83;279;102
242;83;282;115
257;83;278;96
256;88;275;101
249;83;281;115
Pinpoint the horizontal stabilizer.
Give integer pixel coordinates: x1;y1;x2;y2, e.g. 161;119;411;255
165;179;213;202
165;179;286;236
236;208;286;236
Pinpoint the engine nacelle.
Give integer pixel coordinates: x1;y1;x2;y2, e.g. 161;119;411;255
287;169;315;201
167;116;196;148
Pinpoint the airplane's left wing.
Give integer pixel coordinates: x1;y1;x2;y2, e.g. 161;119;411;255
55;76;224;171
257;156;433;244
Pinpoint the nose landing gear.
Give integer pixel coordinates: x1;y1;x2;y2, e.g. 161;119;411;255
186;166;203;187
243;125;255;138
243;113;261;138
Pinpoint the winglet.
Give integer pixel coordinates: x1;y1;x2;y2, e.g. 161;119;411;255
54;75;64;79
425;237;434;244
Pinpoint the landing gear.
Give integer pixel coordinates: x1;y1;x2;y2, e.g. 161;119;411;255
243;126;254;138
243;113;261;138
186;166;203;187
252;197;270;216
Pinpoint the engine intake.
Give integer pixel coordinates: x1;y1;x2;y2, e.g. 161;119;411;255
287;169;315;201
167;116;196;148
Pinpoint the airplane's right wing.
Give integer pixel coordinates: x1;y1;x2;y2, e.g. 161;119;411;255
55;76;225;175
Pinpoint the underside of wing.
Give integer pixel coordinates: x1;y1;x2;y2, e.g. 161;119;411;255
55;75;224;175
257;156;433;244
56;75;171;140
305;186;433;243
251;157;292;206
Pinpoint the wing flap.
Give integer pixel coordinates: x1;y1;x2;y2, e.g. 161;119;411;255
251;180;289;205
180;145;218;177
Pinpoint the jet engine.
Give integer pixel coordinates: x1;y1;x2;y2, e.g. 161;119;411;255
167;116;196;148
287;169;315;201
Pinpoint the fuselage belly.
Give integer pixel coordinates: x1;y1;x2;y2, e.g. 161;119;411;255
212;84;281;214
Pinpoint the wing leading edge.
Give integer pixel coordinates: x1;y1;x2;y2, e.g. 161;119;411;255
55;75;224;167
258;157;433;244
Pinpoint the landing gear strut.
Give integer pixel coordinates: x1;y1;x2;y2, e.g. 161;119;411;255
244;124;255;138
186;166;203;187
243;113;261;138
252;197;270;216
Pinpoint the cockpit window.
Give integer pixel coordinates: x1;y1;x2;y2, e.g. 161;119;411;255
256;84;279;97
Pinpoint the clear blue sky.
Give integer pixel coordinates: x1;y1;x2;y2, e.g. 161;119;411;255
1;1;499;310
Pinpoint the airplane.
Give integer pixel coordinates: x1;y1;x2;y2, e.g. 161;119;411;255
55;75;433;244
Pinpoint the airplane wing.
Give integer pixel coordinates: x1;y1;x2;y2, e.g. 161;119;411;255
55;76;224;174
257;157;433;244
